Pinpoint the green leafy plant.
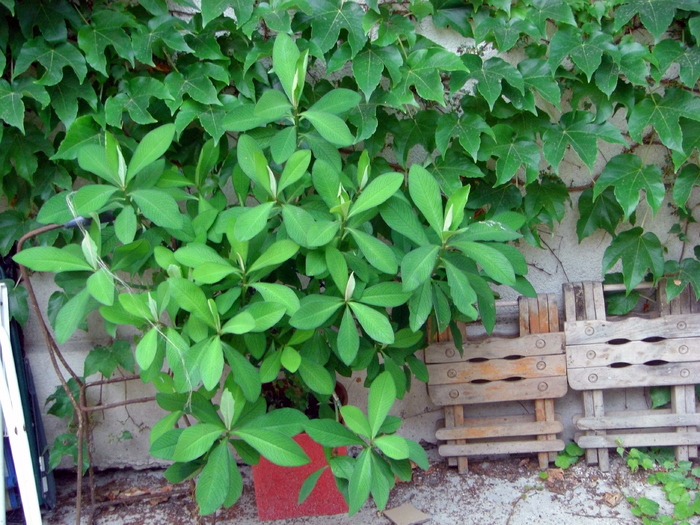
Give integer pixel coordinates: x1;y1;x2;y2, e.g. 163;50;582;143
554;441;585;469
618;447;700;524
3;0;699;517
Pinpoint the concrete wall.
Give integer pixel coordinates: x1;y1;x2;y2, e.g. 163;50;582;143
21;10;697;470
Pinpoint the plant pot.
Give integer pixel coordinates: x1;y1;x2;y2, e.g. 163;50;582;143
252;382;349;520
251;433;348;520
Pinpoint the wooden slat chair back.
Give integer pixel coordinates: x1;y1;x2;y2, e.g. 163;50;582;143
564;281;700;471
426;294;567;473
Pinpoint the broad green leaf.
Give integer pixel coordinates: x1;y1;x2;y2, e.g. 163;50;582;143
305;419;364;447
73;185;118;216
450;241;516;285
169;277;216;328
348;449;372;515
455;221;521;242
302;110;355;146
221;311;255;334
192;262;237;284
349;229;398;275
236;134;269;192
289;295;343;329
548;28;615;81
666;258;700;301
14;247;92;272
126;124;175;182
401;245;439;292
55;288;93;343
247;302;286;332
337;306;360;365
135;327;159;370
252;283;300;315
374;435;409;459
254;89;292;121
150;428;183;460
298;468;325;505
115;206;137;245
251;408;308;437
325;246;348;293
233;202;275;241
233;428;310;467
367;372;395;438
380;197;430;247
248;240;299;274
199;336;223;390
310;89;362;114
175;243;228;268
409;165;443;235
349;172;403;218
272;33;300;104
297;359;335;396
593;154;664;221
348;302;394;345
196;440;230;515
281;346;301;373
359;282;411;308
86;268;115;306
78;145;120;186
340;405;372;438
443;259;477;316
278;150;311;193
36;192;73;225
576;188;623;241
602;228;664;292
224;346;261;401
270;126;298;165
307;220;340;247
406;439;429;470
173;423;224;462
131;189;183;229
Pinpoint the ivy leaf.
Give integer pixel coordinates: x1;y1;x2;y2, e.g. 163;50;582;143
105;77;173;127
672;164;700;212
666;258;700;301
53;115;104;160
390;111;439;167
165;70;220;108
428;149;484;196
653;39;700;94
527;0;576;36
576;187;623;241
548;28;616;81
432;0;473;37
200;0;232;27
47;72;98;129
594;154;664;221
84;340;134;377
14;37;87;86
542;111;625;173
307;0;366;57
467;56;524;110
400;47;467;104
613;0;700;42
628;89;700;152
77;10;135;76
435;112;493;161
602;228;664;292
518;58;561;108
475;16;537;52
352;48;385;100
0;78;50;132
479;125;540;186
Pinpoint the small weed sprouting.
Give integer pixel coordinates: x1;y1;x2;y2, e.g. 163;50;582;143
554;442;585;469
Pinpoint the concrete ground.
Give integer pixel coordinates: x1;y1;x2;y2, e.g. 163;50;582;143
39;445;676;525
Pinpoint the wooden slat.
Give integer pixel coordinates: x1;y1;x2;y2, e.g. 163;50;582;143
566;338;700;368
440;439;566;457
454;405;468;474
443;412;561;428
444;406;457;467
424;333;565;364
565;314;700;345
578;432;700;449
427;355;566;385
429;375;568;405
548;294;559;331
563;283;576;322
672;385;690;461
592;389;609;471
567;361;700;390
575;412;700;430
436;420;564;441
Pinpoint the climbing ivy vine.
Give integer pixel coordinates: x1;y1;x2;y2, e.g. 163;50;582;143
3;0;700;516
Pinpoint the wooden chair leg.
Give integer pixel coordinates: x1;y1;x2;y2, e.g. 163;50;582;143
454;405;468;474
445;406;457;467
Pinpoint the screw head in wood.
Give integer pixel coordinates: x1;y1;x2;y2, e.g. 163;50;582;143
536;361;546;370
447;369;457;378
681;369;690;378
679;345;689;354
678;321;687;330
445;348;455;358
585;326;595;336
588;374;598;383
537;382;548;391
586;350;596;359
536;339;546;348
449;389;459;399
